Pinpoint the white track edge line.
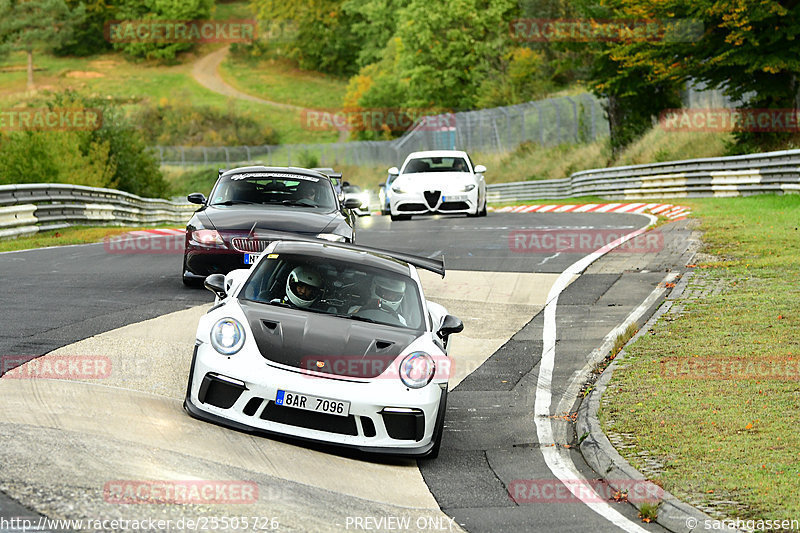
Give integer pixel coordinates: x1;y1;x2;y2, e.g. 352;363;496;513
534;213;659;533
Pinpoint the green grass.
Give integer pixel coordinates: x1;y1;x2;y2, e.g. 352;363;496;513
0;49;337;144
0;225;179;253
600;194;800;521
219;54;349;109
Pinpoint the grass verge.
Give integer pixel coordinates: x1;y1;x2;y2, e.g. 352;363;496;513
0;226;179;253
599;194;800;521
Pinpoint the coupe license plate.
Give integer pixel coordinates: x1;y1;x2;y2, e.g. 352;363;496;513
442;194;467;202
244;253;260;265
275;390;350;417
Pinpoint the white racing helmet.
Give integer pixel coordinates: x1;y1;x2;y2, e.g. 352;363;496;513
372;276;406;312
286;266;323;308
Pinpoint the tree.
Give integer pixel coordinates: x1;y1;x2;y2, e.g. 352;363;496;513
0;0;84;90
112;0;214;61
593;0;800;151
393;0;517;109
252;0;360;75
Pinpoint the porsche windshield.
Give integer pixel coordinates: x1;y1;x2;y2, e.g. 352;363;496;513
402;157;469;173
240;254;425;331
210;173;337;210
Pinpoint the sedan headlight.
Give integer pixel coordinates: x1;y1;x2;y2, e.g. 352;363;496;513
399;352;436;389
210;318;245;355
316;233;346;242
459;184;476;192
391;186;407;194
191;229;224;246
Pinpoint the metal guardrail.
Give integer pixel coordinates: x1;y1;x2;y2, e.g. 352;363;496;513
0;184;195;240
487;148;800;202
2;149;797;240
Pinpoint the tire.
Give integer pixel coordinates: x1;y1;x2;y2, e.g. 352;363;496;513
182;257;202;287
478;199;488;217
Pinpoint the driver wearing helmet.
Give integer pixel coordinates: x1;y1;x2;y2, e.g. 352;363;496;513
351;275;408;326
273;265;325;308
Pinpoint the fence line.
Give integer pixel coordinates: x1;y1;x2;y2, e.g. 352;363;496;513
155;93;609;168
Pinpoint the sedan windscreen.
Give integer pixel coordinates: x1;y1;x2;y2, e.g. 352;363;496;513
240;254;425;331
403;157;469;173
209;173;337;210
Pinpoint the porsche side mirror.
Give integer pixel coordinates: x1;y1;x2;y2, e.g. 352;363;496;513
188;193;207;205
388;167;399;176
473;165;486;174
343;197;362;209
204;273;227;299
438;314;464;337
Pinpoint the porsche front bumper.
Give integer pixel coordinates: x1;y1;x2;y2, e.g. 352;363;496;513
184;344;447;456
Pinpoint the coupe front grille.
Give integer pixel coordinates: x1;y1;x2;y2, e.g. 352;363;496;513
260;401;358;436
231;238;271;253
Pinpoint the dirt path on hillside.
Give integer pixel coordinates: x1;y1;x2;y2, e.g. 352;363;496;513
191;46;348;142
191;46;304;111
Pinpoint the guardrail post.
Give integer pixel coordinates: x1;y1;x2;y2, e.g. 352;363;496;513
244;146;251;162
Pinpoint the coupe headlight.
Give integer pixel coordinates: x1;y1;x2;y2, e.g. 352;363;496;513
192;229;224;246
316;233;346;242
399;352;436;389
210;318;245;355
459;184;476;192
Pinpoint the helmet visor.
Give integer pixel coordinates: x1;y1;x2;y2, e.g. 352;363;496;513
375;283;403;304
289;277;322;301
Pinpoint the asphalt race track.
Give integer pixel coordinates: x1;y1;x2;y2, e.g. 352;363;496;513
0;212;695;533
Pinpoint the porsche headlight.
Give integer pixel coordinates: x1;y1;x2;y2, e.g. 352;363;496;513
399;352;436;389
316;233;346;242
210;318;245;355
459;184;476;192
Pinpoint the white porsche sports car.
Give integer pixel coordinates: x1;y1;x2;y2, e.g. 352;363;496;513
388;150;487;221
184;236;463;457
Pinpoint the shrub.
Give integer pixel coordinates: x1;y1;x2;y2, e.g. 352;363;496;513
132;101;278;146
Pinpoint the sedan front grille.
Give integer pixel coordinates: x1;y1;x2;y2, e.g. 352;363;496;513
231;238;271;253
423;190;441;208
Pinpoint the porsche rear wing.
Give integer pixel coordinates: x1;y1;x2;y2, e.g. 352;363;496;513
251;230;445;277
311;167;343;181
